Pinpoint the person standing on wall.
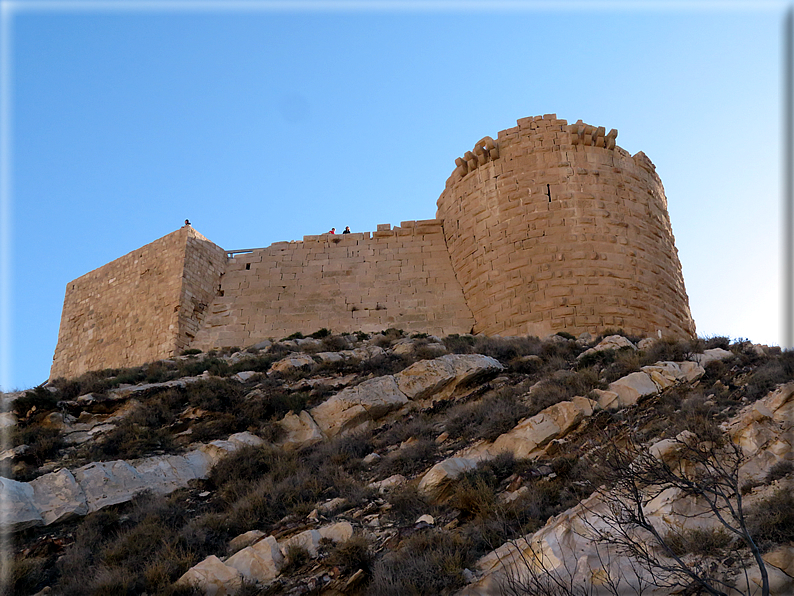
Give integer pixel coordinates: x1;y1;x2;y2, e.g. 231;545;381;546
343;226;351;234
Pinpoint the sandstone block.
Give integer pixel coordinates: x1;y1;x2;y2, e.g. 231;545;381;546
0;476;43;531
226;535;283;583
228;530;267;555
309;375;409;437
418;457;478;503
277;410;325;449
269;353;316;374
29;468;88;525
606;371;658;408
177;555;243;596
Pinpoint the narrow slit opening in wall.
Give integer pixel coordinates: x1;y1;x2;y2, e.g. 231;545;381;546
245;263;251;270
547;184;552;202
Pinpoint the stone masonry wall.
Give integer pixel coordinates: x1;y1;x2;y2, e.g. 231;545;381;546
52;114;696;379
436;114;695;339
50;227;226;380
189;220;475;350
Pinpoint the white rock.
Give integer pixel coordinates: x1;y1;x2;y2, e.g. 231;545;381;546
489;399;597;460
640;361;705;391
233;371;258;382
394;354;503;401
577;335;637;360
418;457;477;503
226;535;283;583
362;452;381;465
269;352;316;374
228;530;266;554
317;497;348;514
689;347;733;367
606;371;658;408
0;476;43;531
277;410;325;450
29;468;88;525
415;514;435;525
0;412;17;428
368;474;407;493
339;345;386;361
309;375;409;437
318;521;354;543
74;460;150;513
280;529;323;558
176;555;243;596
133;453;206;494
315;351;344;363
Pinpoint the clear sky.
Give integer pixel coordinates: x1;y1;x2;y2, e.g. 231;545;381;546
0;1;788;391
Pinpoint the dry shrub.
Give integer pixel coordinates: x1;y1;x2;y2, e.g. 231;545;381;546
327;534;375;574
375;415;435;447
747;489;794;549
444;388;530;443
528;367;602;414
666;527;733;557
367;529;471;596
375;438;438;478
385;484;433;525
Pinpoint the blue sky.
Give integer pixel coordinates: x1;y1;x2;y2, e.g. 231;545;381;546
0;1;788;391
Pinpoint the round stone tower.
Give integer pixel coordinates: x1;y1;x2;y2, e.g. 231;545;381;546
436;114;695;339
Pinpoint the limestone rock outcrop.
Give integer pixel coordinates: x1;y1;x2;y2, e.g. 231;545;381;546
2;432;262;530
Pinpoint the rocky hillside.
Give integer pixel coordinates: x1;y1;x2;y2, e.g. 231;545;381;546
4;329;794;596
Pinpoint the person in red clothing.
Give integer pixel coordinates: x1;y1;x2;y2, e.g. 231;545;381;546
328;227;335;234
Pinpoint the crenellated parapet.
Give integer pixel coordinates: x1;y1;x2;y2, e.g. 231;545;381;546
453;136;500;180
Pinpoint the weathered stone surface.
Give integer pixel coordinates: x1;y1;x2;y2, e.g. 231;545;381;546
394;354;503;401
233;371;258;382
418;457;477;503
29;468;88;525
133;453;206;494
690;347;733;367
606;371;658;408
269;353;316;374
177;555;243;596
339;345;386;361
309;375;409;437
74;460;150;512
577;334;636;360
0;476;43;531
0;411;17;428
488;399;597;460
277;410;325;449
368;474;407;493
318;521;354;544
315;351;344;363
724;382;794;484
228;530;266;555
226;535;283;583
108;374;205;399
763;544;794;578
280;529;323;558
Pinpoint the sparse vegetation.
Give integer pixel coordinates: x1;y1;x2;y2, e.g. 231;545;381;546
7;332;794;596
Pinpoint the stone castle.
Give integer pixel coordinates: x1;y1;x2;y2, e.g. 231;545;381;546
51;114;695;380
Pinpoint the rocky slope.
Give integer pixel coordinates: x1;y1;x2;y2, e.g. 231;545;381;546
4;330;793;596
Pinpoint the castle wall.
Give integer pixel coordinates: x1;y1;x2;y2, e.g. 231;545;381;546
436;114;695;339
189;220;475;350
50;227;225;379
51;114;697;380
